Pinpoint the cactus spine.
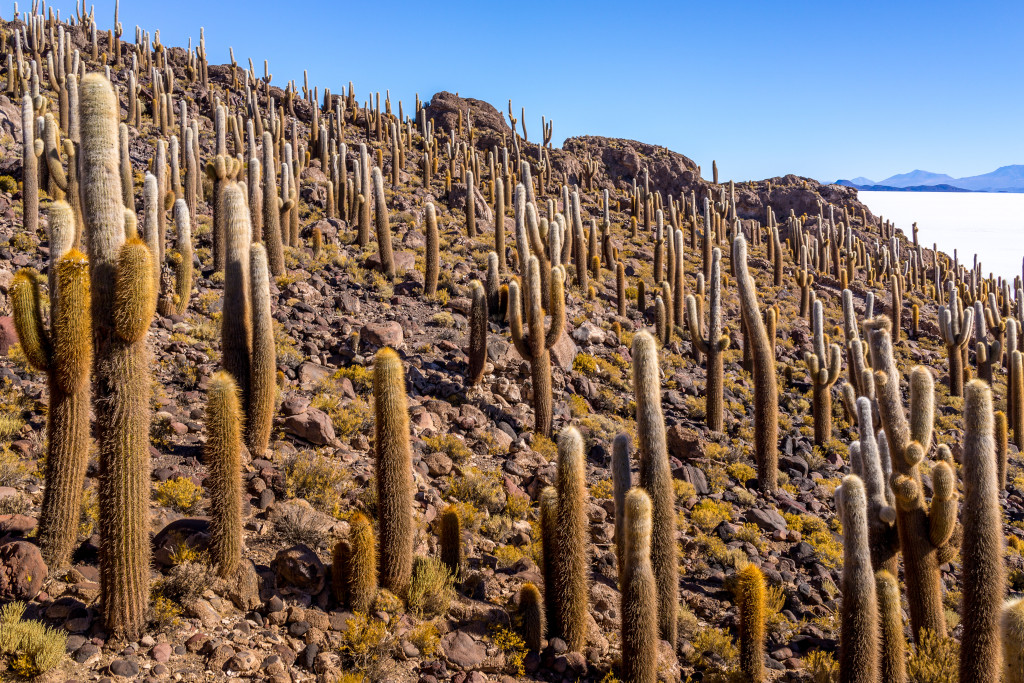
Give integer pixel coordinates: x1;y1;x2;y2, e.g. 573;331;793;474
81;74;154;640
686;247;729;431
960;380;1005;683
373;347;414;595
867;318;955;641
733;234;778;493
468;280;487;385
508;257;565;437
804;299;842;445
734;563;766;683
551;427;589;652
836;475;879;683
620;488;657;683
11;208;91;568
205;371;242;578
632;331;678;646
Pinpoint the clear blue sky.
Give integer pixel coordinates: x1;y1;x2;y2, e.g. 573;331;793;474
48;0;1024;183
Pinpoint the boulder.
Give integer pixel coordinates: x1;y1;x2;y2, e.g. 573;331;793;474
0;540;47;600
272;544;326;595
361;321;404;349
282;408;336;446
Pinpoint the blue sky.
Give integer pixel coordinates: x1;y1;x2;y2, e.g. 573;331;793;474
49;0;1024;183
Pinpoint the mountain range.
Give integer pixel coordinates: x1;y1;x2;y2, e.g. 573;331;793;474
836;165;1024;192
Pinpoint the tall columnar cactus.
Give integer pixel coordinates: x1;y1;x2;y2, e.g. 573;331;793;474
552;427;589;652
336;511;377;612
205;371;242;578
686;247;729;431
81;73;155;641
508;257;565;437
21;95;40;237
939;284;974;397
734;563;766;683
960;380;1005;683
468;280;487;385
996;410;1009;490
169;199;193;315
373;347;414;595
539;485;559;638
222;183;253;406
465;169;476;237
247;243;276;456
974;300;1002;385
358;143;372;247
371;166;395;280
424;203;439;297
440;507;463;580
1003;599;1024;683
851;396;898;576
261;131;285;276
733;234;778;493
876;570;907;683
494;179;506;272
1012;350;1024;450
804;300;842;445
11;205;90;568
632;331;678;646
866;317;956;640
611;433;632;581
836;475;879;683
620;487;657;683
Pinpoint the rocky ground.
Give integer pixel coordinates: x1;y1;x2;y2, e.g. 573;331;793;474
0;14;1020;683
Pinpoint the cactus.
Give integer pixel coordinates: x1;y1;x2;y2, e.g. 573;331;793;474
372;166;395;280
494;179;506;272
620;488;657;683
939;283;974;397
1003;598;1024;683
851;397;899;575
247;243;276;456
485;252;501;319
734;563;766;683
959;380;1005;683
866;317;956;641
205;371;242;578
465;169;476;237
552;427;589;652
686;247;729;431
81;74;154;641
373;347;414;595
632;331;678;646
519;583;545;652
221;183;252;406
836;476;879;683
612;433;633;582
804;299;843;445
997;410;1009;490
169;199;193;315
877;570;907;683
508;257;565;437
11;213;91;569
261;132;285;276
21;95;40;237
974;300;1002;385
339;511;377;612
424;202;439;297
468;280;487;385
540;485;559;638
439;506;463;580
733;234;778;493
1012;351;1024;450
617;261;627;317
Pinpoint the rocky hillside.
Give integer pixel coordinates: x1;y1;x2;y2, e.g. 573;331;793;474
0;8;1017;683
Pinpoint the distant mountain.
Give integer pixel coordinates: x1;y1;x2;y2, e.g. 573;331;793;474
836;180;970;192
836;165;1024;192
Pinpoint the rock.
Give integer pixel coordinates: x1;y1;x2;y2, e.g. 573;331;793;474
365;250;416;274
550;329;577;371
282;408;336;446
0;540;47;600
108;658;139;677
425;92;512;150
746;508;788;533
227;650;258;672
220;559;262;610
0;316;15;355
442;630;487;670
0;514;36;536
297;362;331;389
272;544;326;594
150;643;172;663
361;321;405;349
280;395;310;416
667;425;706;461
422;452;453;477
573;322;606;345
151;518;211;568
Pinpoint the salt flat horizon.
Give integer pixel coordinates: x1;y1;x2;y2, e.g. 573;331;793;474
858;190;1024;283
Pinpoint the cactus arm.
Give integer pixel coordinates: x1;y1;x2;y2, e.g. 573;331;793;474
543;267;565;350
507;279;532;361
10;269;53;371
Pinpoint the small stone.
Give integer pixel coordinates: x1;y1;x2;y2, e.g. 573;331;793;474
108;659;139;678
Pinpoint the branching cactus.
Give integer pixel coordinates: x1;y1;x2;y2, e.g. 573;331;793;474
632;331;678;646
620;487;657;683
81;73;155;641
835;475;879;683
804;300;842;445
850;396;898;576
866;317;957;641
938;283;974;397
205;371;242;578
508;257;565;437
686;247;729;431
373;347;414;595
552;427;589;652
960;380;1005;683
11;203;90;568
733;234;778;493
974;301;1001;385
